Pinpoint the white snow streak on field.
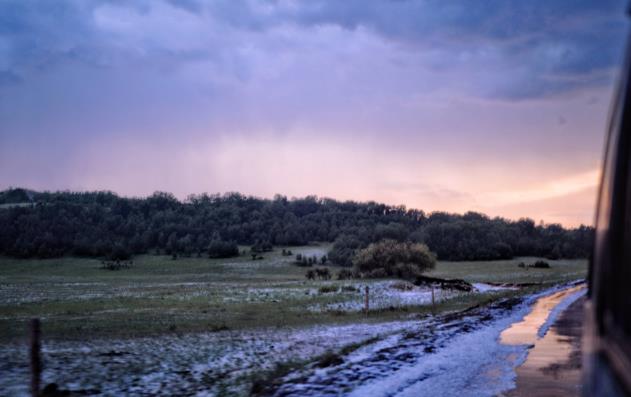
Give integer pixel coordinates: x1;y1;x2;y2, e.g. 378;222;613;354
472;283;517;293
0;320;420;396
308;281;513;313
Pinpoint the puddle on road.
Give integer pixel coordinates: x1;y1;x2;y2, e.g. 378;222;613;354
500;284;586;397
500;285;585;346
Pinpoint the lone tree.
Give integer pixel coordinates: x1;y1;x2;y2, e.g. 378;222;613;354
353;239;436;280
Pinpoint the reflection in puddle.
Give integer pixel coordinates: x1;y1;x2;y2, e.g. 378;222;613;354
500;284;586;397
500;285;585;346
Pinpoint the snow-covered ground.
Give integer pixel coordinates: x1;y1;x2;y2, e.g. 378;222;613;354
0;320;421;396
271;281;586;397
0;282;584;396
472;282;518;293
307;281;456;312
308;281;513;313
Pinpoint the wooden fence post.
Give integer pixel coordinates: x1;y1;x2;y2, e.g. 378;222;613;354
364;286;369;315
30;318;41;397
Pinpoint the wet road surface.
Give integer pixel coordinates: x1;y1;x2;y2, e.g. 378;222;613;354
504;292;585;397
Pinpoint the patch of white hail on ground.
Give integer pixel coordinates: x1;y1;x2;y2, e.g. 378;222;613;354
0;320;420;396
307;281;467;312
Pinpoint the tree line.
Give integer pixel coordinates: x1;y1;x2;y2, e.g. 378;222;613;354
0;188;593;262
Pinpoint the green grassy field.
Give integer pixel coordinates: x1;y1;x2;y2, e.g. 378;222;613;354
0;247;587;343
427;257;587;284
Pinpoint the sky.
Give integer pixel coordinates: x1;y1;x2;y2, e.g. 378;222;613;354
0;0;628;227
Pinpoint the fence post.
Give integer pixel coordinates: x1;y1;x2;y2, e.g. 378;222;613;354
364;286;369;315
30;318;41;397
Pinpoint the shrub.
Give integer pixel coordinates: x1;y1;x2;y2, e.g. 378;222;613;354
295;254;312;267
100;260;132;271
315;268;331;280
393;262;424;279
353;240;436;280
318;285;338;294
328;235;363;267
337;269;354;280
107;243;132;261
532;260;551;269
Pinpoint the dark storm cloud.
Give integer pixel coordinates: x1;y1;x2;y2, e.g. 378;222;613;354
0;0;626;100
278;0;627;99
0;1;115;88
0;0;625;226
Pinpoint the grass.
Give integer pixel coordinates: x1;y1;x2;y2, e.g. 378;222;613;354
0;249;587;343
427;257;587;284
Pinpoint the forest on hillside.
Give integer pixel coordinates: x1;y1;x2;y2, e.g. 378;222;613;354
0;188;593;263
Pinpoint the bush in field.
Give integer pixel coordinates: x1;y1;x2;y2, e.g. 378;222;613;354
295;253;313;267
353;240;436;280
532;260;551;268
337;269;353;280
207;240;239;258
315;267;331;280
318;285;338;294
328;235;363;267
100;259;133;271
107;243;132;261
305;268;332;280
